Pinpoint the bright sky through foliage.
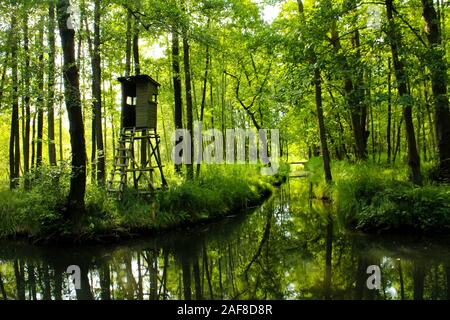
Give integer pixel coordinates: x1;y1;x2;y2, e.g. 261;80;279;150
262;2;281;24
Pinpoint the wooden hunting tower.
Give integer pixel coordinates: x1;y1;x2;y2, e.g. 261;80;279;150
119;75;159;129
108;75;167;200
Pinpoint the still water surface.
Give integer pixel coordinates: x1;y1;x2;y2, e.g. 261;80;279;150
0;179;449;300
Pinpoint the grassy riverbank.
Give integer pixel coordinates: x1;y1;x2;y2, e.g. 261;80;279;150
0;165;278;242
305;158;450;235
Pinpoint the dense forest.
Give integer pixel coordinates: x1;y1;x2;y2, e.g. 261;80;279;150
1;0;450;235
0;0;450;302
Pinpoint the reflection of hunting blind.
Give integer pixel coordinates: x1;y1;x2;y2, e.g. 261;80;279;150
108;75;167;200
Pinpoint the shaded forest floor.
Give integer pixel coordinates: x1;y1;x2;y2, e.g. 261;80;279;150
305;158;450;235
0;165;289;243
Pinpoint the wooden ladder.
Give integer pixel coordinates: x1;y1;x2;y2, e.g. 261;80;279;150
107;127;136;200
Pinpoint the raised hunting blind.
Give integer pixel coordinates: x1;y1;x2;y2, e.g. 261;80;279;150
108;75;167;200
119;75;159;129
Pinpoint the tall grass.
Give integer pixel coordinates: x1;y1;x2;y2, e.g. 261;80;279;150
305;157;450;234
86;165;273;233
0;165;69;238
0;164;273;240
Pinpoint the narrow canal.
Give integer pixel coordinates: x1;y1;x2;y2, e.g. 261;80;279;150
0;179;449;300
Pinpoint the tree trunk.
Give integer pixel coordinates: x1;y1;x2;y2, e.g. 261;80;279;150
13;260;25;300
57;0;87;220
193;257;202;300
93;0;105;185
81;4;96;184
422;106;428;161
0;33;9;108
125;10;132;77
324;214;333;299
23;14;31;188
331;21;367;160
36;18;45;168
75;263;94;300
221;54;226;148
393;116;403;163
417;99;423;159
354;29;369;160
424;80;437;157
298;0;332;183
48;0;57;167
0;272;7;300
386;0;423;185
27;264;37;300
387;58;392;163
133;16;141;75
9;16;20;189
103;77;108;162
99;263;111;300
413;261;425;300
59;65;64;162
172;28;183;174
91;111;96;184
42;264;52;300
314;66;333;183
133;13;148;169
196;40;210;178
182;22;194;179
421;0;450;180
31;113;36;169
203;245;214;299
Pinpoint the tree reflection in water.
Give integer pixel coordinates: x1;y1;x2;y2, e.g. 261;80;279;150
0;179;449;300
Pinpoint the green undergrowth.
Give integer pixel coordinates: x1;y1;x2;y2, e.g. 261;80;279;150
0;164;275;241
85;165;274;236
305;157;450;235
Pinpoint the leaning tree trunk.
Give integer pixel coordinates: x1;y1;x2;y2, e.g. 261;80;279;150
421;0;450;180
386;0;422;185
57;0;87;221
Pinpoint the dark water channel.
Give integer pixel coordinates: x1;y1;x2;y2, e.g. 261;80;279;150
0;179;449;300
